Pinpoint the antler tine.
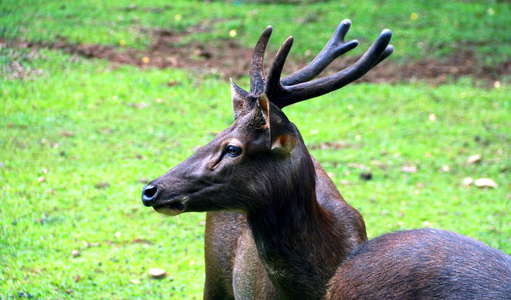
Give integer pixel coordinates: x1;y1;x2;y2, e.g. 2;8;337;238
265;36;294;101
372;44;394;68
281;19;359;86
250;26;273;95
269;29;393;109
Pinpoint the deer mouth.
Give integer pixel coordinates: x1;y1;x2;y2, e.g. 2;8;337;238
153;198;186;216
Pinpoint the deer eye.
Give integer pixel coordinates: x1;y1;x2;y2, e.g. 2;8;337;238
225;145;242;157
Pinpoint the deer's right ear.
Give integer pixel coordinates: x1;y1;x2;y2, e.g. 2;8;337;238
231;79;248;119
257;94;297;157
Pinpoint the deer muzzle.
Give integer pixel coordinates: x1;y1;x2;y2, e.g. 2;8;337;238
141;183;186;216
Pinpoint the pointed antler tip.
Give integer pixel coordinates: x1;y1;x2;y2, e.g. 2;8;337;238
279;36;294;51
348;39;359;47
381;29;392;37
284;36;294;45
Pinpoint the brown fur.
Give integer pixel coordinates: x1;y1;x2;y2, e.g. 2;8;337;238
325;228;511;299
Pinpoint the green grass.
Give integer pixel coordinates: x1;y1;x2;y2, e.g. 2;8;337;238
1;0;510;298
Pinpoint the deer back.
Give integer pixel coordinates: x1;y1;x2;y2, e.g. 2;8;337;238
326;228;511;300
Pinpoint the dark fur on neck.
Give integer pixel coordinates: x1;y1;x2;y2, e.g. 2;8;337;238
246;140;344;299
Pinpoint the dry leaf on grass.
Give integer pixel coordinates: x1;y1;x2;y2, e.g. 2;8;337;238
402;165;418;173
148;268;167;279
467;154;482;164
71;250;81;258
462;177;473;187
474;178;498;189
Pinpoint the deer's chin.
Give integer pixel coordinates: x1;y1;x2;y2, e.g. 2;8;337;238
154;206;184;216
153;200;186;216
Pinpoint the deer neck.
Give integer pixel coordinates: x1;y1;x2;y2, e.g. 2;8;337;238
245;153;343;299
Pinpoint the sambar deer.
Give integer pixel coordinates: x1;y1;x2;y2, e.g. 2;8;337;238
143;20;387;299
142;21;511;299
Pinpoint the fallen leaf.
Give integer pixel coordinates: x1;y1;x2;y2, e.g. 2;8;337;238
130;279;140;285
95;181;110;189
100;127;114;134
401;165;418;173
467;154;482;164
475;178;498;189
439;165;450;173
462;177;473;187
37;176;46;183
71;250;81;258
74;275;81;283
148;268;166;279
59;130;75;137
132;238;152;244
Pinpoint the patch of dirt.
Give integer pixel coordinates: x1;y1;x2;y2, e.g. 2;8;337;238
2;28;510;85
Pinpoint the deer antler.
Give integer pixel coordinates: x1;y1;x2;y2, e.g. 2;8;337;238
231;19;394;108
250;26;272;95
266;25;393;108
280;20;359;86
234;20;393;109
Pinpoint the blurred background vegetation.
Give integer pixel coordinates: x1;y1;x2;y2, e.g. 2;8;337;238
1;0;510;298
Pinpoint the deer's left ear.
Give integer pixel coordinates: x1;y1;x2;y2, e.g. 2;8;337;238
231;79;249;119
257;94;297;156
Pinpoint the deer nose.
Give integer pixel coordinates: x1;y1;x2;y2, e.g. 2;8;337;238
142;184;158;206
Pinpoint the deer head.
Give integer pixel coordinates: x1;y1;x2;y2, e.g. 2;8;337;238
142;20;393;216
141;93;307;215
